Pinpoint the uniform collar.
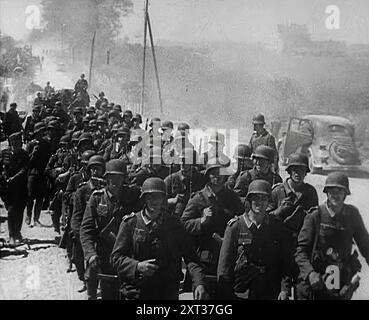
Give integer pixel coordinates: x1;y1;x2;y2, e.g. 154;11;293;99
325;201;344;218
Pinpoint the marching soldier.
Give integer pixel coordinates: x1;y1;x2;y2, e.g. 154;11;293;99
249;113;279;173
130;114;145;137
26;122;52;227
164;150;206;218
74;73;88;93
180;159;244;298
80;159;141;300
3;102;23;138
226;144;253;190
233;145;282;201
111;177;209;300
217;180;293;300
71;155;106;294
0;132;29;246
24;105;41;143
103;127;131;163
295;172;369;300
95;92;108;110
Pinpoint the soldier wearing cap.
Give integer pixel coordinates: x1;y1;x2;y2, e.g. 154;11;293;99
24;105;42;143
3;102;23;138
71;155;106;294
111;177;209;300
233;145;282;201
164;149;206;218
26;122;52;227
199;130;231;170
80;159;141;299
249;114;279;173
180;159;244;298
226;144;253;190
0;132;29;246
217;179;293;300
295;172;369;300
74;73;88;94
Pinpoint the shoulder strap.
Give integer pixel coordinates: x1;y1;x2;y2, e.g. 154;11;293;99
310;206;322;262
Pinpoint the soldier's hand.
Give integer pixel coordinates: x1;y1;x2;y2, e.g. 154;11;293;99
201;207;213;225
137;259;159;277
193;285;210;300
88;255;101;273
277;291;289;300
309;271;324;291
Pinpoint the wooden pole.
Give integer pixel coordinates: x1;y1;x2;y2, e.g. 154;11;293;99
89;31;96;89
147;12;163;114
141;0;149;116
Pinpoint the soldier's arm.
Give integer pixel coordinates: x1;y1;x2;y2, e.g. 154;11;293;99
267;187;280;213
217;222;239;299
351;206;369;265
180;194;204;235
9;151;29;182
80;195;99;262
295;212;318;281
70;187;86;238
110;219;140;283
227;189;245;215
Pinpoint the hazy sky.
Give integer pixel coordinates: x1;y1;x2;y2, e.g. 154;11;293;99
1;0;369;44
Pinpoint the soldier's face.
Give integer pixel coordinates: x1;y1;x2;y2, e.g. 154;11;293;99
181;164;192;177
250;194;269;215
106;174;125;195
89;164;104;178
326;187;346;208
208;169;226;188
254;157;269;173
254;124;263;133
145;193;166;220
289;166;307;185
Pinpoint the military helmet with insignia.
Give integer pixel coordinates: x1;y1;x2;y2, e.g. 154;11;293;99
252;145;275;162
252;113;265;125
323;172;350;195
141;177;166;197
105;159;127;176
87;155;105;171
81;150;96;164
233;144;251;159
246;179;272;200
286;152;310;173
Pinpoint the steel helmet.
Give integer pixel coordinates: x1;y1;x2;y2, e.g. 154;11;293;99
252;114;265;125
78;133;93;146
246;179;272;200
323;172;350;195
162;120;174;130
177;122;190;132
87;155;106;171
105;159;127;176
81;150;96;164
141;177;166;197
132;113;142;123
286;153;310;173
233;144;252;159
33;122;47;134
252;145;275;162
208;131;225;145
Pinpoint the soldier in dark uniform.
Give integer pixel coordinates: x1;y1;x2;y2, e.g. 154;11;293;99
0;132;29;246
295;172;369;300
226;144;253;190
249;113;279;174
111;177;209;300
180;159;244;298
74;74;88;93
130;113;146;138
3;102;23;138
164;150;206;218
95;92;108;110
68;107;84;132
233;145;282;201
24;105;41;143
80;159;141;300
52;101;70;130
103;127;131;163
71;155;106;294
95;116;109;153
122;110;133;129
217;180;293;300
86;106;97;121
26;122;52;227
107;111;121;131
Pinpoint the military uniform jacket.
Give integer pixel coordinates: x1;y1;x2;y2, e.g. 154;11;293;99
295;203;369;282
233;167;282;198
129;165;170;187
24;115;40;142
180;185;244;268
70;181;95;238
111;211;207;299
80;187;142;263
64;169;89;208
217;213;293;300
249;129;277;155
45;148;70;178
27;138;52;175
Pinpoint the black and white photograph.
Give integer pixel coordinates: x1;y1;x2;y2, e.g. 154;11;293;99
0;0;369;303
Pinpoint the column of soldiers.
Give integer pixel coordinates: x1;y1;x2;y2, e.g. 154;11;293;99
0;77;368;301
